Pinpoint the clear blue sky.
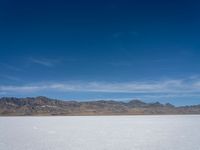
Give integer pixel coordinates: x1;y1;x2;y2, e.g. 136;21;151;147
0;0;200;105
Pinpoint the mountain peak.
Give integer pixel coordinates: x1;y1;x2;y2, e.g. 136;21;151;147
0;97;200;116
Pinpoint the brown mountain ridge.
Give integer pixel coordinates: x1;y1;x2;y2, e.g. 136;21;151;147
0;96;200;116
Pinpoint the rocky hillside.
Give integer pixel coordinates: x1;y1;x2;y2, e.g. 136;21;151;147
0;96;200;116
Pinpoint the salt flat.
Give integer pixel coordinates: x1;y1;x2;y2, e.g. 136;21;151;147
0;115;200;150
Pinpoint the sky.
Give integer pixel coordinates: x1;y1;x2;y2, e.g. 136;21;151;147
0;0;200;105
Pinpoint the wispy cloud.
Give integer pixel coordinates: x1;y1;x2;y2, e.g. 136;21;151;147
0;74;22;82
1;77;200;97
29;57;60;67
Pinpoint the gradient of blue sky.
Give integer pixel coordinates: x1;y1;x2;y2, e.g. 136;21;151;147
0;0;200;105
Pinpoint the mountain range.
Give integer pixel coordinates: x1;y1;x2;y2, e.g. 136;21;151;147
1;96;200;116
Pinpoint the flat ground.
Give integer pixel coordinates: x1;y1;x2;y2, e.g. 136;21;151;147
0;115;200;150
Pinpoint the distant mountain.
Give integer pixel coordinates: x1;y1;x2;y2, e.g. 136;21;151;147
0;96;200;116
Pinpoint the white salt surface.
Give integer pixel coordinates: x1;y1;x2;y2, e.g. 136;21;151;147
0;115;200;150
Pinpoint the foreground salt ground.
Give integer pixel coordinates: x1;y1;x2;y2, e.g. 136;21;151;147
0;115;200;150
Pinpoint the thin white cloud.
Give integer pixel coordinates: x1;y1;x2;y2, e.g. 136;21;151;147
29;58;59;67
0;74;22;82
1;77;200;96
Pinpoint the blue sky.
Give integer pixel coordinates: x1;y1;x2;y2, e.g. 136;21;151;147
0;0;200;105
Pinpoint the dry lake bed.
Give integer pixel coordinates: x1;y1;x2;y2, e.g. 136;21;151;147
0;115;200;150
